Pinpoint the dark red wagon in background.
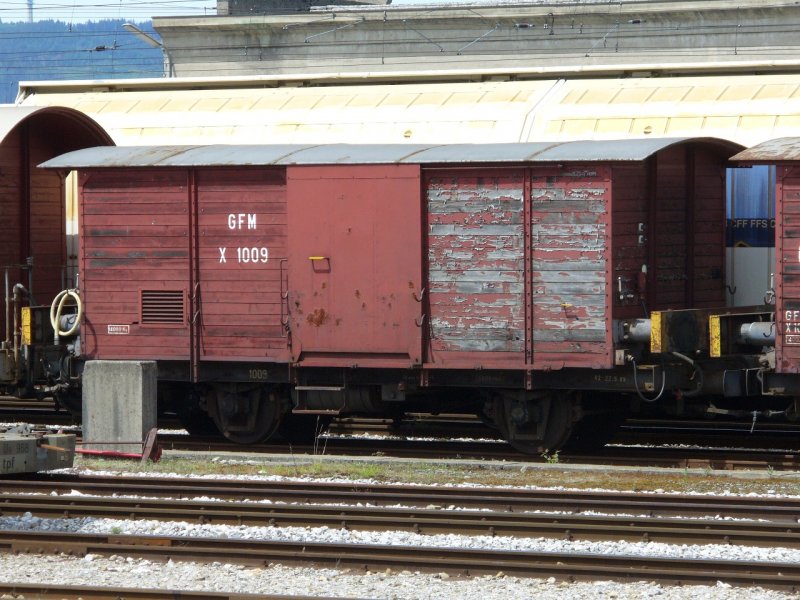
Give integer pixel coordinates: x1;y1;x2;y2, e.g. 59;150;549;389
0;106;112;406
44;137;763;452
731;139;800;403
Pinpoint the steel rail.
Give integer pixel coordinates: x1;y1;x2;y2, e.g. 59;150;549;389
624;419;800;432
18;474;800;521
2;493;800;548
0;396;57;409
0;583;327;600
2;529;800;591
612;431;800;448
0;409;74;426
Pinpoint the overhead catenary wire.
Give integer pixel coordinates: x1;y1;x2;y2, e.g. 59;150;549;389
0;0;214;20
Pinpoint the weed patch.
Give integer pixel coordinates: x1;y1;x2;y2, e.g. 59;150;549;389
72;455;800;496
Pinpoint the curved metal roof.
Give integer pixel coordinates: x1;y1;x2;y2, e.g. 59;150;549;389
40;137;743;169
19;72;800;149
730;137;800;164
0;105;113;146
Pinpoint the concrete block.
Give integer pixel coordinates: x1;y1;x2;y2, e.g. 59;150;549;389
0;432;76;474
82;360;157;454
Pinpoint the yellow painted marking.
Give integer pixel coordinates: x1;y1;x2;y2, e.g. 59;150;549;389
21;307;31;346
709;315;722;358
650;311;662;354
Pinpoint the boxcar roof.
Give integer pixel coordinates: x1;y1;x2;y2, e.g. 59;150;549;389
730;137;800;164
41;138;740;169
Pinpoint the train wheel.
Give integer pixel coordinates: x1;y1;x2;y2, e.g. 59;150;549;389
206;383;284;444
176;403;220;437
54;388;82;417
493;391;580;455
161;384;220;436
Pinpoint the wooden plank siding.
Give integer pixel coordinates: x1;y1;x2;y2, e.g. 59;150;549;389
648;145;725;311
0;129;67;339
652;145;691;308
425;170;527;362
529;166;612;370
195;169;290;361
776;167;800;373
689;146;728;308
80;168;292;363
610;164;649;320
0;130;23;340
79;169;191;360
28;142;66;307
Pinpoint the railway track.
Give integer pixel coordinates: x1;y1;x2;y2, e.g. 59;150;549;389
2;488;800;548
613;419;800;449
0;404;77;426
10;473;800;520
2;476;800;590
4;528;800;591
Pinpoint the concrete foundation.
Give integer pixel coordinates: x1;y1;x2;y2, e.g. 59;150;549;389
82;360;157;454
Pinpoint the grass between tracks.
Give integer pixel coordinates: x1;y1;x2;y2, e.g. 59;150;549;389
71;454;800;497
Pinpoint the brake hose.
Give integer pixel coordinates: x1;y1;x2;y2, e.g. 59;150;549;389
50;288;82;342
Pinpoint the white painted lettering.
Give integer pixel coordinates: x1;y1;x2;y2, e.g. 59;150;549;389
227;213;257;230
235;247;269;264
219;247;227;263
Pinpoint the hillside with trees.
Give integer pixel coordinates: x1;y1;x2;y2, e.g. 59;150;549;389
0;20;163;103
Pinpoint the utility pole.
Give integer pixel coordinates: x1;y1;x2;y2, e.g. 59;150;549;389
27;0;33;23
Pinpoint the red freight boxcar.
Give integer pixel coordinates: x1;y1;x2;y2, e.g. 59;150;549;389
728;139;800;415
43;138;747;451
0;106;111;404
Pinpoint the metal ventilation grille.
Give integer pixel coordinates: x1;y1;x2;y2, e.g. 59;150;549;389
141;290;185;324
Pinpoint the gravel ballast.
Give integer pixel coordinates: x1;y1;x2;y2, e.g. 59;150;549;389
1;462;799;599
0;552;793;599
